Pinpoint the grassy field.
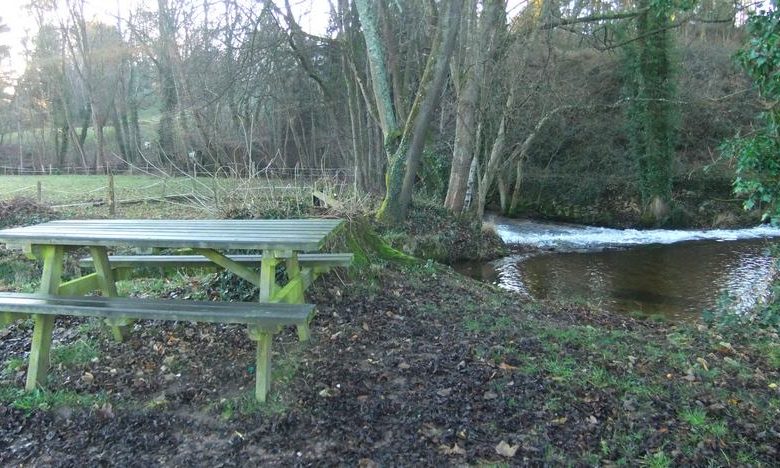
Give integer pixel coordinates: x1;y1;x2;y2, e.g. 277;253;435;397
0;174;321;218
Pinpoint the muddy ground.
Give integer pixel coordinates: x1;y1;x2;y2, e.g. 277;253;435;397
1;264;779;466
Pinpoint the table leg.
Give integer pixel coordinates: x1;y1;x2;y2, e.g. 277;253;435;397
284;255;309;341
247;326;275;402
26;245;64;391
89;246;129;342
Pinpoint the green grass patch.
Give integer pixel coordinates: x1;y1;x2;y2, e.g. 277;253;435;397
51;339;99;367
0;387;107;412
3;357;25;376
679;407;708;427
216;345;302;420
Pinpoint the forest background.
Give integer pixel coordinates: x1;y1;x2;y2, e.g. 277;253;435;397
0;0;766;227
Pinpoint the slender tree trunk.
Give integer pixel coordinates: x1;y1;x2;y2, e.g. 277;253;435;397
378;0;464;223
354;0;398;142
94;121;105;172
444;0;505;213
509;159;524;215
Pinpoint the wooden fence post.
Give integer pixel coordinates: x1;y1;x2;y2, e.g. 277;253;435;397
107;174;116;217
37;181;42;203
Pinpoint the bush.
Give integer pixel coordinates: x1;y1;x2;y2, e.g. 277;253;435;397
0;197;57;229
378;197;507;263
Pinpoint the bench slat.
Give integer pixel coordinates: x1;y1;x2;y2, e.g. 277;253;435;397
79;253;354;269
0;293;313;326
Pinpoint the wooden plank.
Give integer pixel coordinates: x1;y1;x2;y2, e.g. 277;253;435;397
0;293;313;326
26;245;64;392
0;219;344;251
79;253;354;269
258;250;280;301
57;269;133;296
90;246;129;342
193;248;261;285
248;327;274;403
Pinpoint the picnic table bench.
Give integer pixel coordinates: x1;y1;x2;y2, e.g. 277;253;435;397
0;219;350;402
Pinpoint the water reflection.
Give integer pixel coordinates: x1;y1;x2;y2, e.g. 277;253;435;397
484;240;778;320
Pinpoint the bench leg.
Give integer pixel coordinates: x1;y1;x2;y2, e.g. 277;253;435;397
284;256;311;341
26;315;55;391
90;247;130;342
26;245;64;391
248;327;274;402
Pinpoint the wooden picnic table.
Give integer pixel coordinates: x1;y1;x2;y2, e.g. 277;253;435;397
0;218;345;400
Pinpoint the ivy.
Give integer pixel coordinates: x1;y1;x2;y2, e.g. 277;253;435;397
722;9;780;223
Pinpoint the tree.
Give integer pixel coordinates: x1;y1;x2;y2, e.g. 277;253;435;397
356;0;464;224
722;7;780;223
63;0;128;171
444;0;506;214
626;0;677;224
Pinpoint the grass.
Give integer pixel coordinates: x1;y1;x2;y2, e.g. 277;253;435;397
0;174;319;219
51;339;99;367
215;344;304;420
0;387;108;412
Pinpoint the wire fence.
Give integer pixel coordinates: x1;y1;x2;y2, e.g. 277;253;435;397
0;168;356;215
0;164;354;181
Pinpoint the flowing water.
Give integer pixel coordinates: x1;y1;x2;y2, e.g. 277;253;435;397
457;218;780;320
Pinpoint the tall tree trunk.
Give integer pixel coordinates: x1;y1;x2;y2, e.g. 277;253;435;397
94;121;105;172
631;0;675;223
395;0;464;219
354;0;398;142
444;0;504;213
112;106;129;162
377;0;464;223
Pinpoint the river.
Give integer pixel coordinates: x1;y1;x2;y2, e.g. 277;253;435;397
457;218;780;320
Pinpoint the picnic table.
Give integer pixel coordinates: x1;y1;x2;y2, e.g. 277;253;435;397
0;218;349;401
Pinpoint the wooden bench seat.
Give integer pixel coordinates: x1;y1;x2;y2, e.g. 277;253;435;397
79;252;354;270
0;292;314;402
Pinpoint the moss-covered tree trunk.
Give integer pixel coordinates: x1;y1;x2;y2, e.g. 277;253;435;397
372;0;464;224
629;0;676;224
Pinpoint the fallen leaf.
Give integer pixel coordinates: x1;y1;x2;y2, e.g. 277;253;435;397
587;415;598;425
696;357;709;371
358;458;379;468
437;387;452;397
717;341;735;354
319;387;339;397
499;362;518;371
550;417;567;425
96;402;114;419
398;362;411;370
495;440;519;457
420;423;443;438
439;443;466;456
81;372;94;385
483;391;498;400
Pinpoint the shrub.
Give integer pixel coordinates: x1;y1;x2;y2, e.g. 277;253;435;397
0;197;57;229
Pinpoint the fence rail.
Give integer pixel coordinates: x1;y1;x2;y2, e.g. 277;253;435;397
0;164;354;181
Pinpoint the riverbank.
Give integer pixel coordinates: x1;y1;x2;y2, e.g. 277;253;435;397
0;199;778;465
1;261;778;465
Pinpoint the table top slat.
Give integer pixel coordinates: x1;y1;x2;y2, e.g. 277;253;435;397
0;219;344;251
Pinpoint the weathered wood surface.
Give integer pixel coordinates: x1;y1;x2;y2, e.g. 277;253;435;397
0;292;313;402
0;219;344;250
79;252;354;268
0;293;314;325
